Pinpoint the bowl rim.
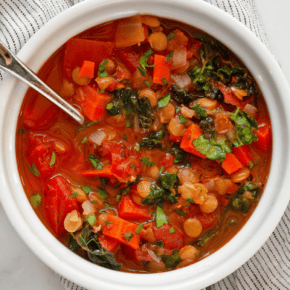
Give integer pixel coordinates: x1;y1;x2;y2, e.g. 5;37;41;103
1;0;290;289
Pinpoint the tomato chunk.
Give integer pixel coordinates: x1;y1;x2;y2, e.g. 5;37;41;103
152;223;184;250
119;196;151;221
63;38;114;78
253;123;272;152
232;145;252;167
44;176;79;237
221;153;243;175
153;54;171;85
99;234;120;253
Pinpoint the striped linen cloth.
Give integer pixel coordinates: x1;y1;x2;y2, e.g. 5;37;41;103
0;0;288;289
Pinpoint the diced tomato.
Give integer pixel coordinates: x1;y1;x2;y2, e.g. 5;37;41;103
27;133;67;181
219;196;230;207
152;223;184;250
153;54;171;85
218;82;244;109
180;124;207;158
135;246;153;262
169;133;183;143
187;39;203;60
97;141;142;183
118;196;151;221
44;176;79;237
221;153;243;175
232;145;252;167
116;47;142;73
63;38;114;78
188;204;216;229
80;85;111;121
253;123;272;152
167;29;189;51
23;91;59;129
81;166;115;179
159;154;174;169
99;234;120;253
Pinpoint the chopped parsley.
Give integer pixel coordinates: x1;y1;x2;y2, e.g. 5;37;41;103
86;215;96;226
49;151;56;167
158;94;171;108
138;49;155;77
179;115;187;123
192;104;207;118
27;163;40;177
167;32;176;40
98;59;109;78
30;193;42;209
141;157;155;167
81;136;87;144
169;227;175;234
123;232;134;243
166;50;174;62
82;185;92;194
156;206;168;227
135;224;144;235
97;188;109;199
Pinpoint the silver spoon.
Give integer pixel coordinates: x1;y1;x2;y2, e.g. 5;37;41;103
0;40;85;125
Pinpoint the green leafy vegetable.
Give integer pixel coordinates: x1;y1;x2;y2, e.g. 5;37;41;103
230;108;258;146
123;232;134;243
86;215;96;226
162;250;181;268
138;49;155;76
140;130;165;149
158;173;179;191
49;151;56;167
101;177;109;189
169;227;175;234
192;104;207;118
141;157;155;167
195;230;217;246
88;154;99;169
68;234;81;252
97;188;109;199
167;32;176;40
27;163;40;177
189;60;213;89
137;96;155;128
156;206;168;227
134;144;140;152
83;185;92;194
30;193;42;209
179;115;187;123
75;121;99;133
18;129;27;134
167;193;178;204
106;101;120;116
166;50;174;62
158;94;171;108
193;135;231;161
162;78;169;86
81;136;87;144
98;59;109;78
135;224;144;235
141;187;165;206
144;80;151;88
175;209;186;216
199;116;215;140
171;145;187;164
170;84;197;104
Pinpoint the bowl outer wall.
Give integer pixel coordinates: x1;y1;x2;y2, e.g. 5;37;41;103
0;0;290;289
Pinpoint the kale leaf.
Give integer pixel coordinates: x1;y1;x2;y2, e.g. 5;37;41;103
106;100;120;116
230;108;258;146
141;186;165;206
193;135;231;161
195;230;217;247
171;144;187;164
68;234;80;252
140;130;165;150
170;84;198;104
137;97;155;128
162;250;181;268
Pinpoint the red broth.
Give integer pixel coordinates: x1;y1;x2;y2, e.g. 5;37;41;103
16;15;272;273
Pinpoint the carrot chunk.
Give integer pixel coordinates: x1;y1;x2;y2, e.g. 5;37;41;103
153;54;171;85
180;124;207;158
118;196;151;221
99;234;120;253
103;215;140;249
78;60;95;78
80;85;111;121
221;153;243;174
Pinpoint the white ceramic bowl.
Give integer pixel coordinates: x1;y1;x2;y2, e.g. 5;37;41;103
1;0;290;289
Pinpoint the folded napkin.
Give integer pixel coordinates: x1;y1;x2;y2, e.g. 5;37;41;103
1;0;289;289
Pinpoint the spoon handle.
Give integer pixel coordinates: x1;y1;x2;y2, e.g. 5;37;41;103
0;41;84;125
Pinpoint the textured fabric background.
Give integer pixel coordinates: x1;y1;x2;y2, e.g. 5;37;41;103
0;0;288;289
